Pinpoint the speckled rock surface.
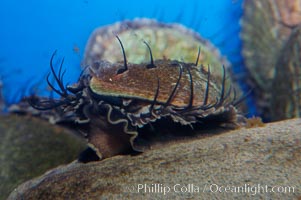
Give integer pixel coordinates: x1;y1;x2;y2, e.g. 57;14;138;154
8;118;301;200
0;115;87;200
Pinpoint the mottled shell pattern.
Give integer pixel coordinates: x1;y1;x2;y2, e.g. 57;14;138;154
28;20;245;159
241;0;301;120
90;57;236;128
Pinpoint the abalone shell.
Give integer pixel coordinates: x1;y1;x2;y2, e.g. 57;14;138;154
84;18;230;85
89;60;221;107
271;25;301;120
241;0;301;120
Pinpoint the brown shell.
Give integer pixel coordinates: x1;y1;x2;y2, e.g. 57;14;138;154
89;60;221;107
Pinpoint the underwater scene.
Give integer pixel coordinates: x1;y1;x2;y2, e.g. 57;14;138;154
1;0;301;199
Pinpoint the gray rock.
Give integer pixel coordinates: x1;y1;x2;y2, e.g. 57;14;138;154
8;118;301;200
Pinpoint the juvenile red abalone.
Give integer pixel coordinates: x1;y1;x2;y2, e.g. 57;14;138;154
30;50;244;159
28;19;246;160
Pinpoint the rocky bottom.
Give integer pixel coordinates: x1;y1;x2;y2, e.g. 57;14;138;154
6;118;301;200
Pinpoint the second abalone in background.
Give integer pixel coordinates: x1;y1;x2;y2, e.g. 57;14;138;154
271;25;301;120
241;0;301;121
84;18;229;69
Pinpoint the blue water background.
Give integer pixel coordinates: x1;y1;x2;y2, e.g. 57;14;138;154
0;0;257;116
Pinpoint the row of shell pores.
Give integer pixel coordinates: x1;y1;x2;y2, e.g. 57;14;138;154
83;18;243;100
241;0;301;121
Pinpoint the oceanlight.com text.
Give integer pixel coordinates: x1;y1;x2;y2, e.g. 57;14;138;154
124;183;296;196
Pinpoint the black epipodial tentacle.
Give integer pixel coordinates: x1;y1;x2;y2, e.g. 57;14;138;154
46;72;65;97
57;57;66;90
57;57;64;82
186;67;194;108
178;67;194;114
217;65;226;107
115;35;128;75
143;41;156;69
59;68;67;90
29;51;84;111
164;63;183;106
231;87;237;104
224;84;232;102
203;65;210;106
49;51;68;97
225;87;237;107
195;46;201;66
28;96;69;111
149;78;160;114
233;88;253;107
